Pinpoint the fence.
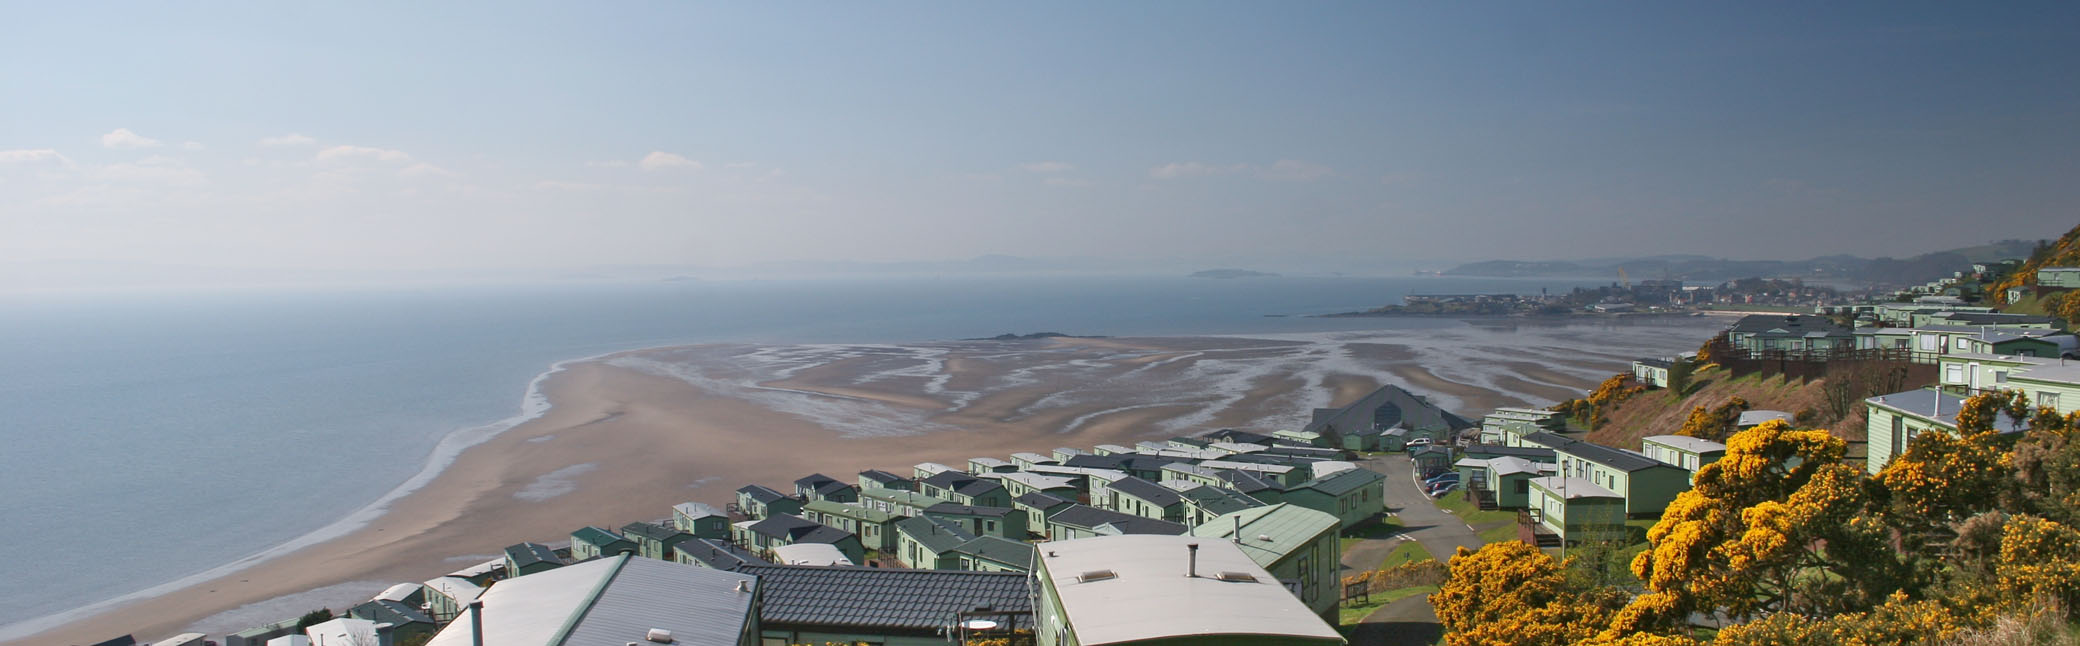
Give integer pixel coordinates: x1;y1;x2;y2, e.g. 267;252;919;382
1720;348;1938;385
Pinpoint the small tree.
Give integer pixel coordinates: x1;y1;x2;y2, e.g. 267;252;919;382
296;608;334;629
1665;358;1694;398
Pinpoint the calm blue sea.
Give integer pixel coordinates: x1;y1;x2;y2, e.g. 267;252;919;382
0;275;1611;632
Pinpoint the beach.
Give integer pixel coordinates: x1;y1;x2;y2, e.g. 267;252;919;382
7;319;1720;645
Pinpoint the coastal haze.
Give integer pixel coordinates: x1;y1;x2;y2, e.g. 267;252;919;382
4;2;2076;644
0;276;1690;643
1;285;1724;643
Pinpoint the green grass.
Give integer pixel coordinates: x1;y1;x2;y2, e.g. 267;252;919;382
1432;492;1519;527
2004;292;2048;316
1339;514;1406;551
1478;523;1521;544
1338;585;1441;625
1378;540;1433;569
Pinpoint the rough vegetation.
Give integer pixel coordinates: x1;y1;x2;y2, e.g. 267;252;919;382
1583;366;1863;449
1993;225;2080;306
1434;393;2080;645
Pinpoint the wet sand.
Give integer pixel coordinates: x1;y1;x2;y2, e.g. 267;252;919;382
10;320;1722;645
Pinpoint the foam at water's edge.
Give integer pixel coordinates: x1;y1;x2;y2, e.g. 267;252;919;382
0;349;627;642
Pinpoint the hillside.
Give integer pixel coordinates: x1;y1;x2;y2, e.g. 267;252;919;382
1993;221;2080;305
1582;367;1869;452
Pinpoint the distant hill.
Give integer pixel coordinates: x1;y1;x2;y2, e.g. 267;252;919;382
1189;268;1279;279
1443;240;2040;286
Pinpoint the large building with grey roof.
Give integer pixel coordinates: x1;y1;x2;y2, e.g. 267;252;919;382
425;555;758;646
1033;534;1343;646
742;564;1032;646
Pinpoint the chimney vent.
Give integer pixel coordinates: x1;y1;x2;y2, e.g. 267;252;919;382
646;628;676;643
1187;543;1200;578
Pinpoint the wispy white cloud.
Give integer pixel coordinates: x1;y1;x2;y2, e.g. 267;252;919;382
259;133;318;147
1147;159;1334;181
1148;161;1247;179
99;156;205;185
100;128;162;149
639;151;701;171
1020;161;1075;173
180;141;207;151
316;145;411;163
1260;159;1333;182
0;149;71;166
536;180;607;191
399;162;454;178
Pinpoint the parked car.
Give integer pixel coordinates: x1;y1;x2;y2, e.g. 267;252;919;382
1407;438;1435;448
1428;482;1459;498
1423;472;1459;486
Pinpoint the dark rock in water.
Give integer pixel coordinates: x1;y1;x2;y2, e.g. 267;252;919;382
963;332;1105;341
1189;268;1279;279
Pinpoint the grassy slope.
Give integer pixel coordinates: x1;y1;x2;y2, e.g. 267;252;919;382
1584;368;1867;451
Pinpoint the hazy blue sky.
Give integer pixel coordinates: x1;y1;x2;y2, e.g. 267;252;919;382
2;3;2075;277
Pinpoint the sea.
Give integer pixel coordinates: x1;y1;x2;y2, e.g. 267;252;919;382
0;274;1633;635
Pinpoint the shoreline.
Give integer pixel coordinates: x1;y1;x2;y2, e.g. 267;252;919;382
0;347;648;644
3;321;1720;646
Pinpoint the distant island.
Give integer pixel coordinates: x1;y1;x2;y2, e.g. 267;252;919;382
962;332;1107;341
1189;268;1280;279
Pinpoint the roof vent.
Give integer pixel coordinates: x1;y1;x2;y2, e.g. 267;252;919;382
1077;569;1117;583
1258;534;1273;542
734;580;750;593
1216;571;1259;583
646;628;675;643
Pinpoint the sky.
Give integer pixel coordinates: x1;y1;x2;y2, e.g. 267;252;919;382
2;2;2076;282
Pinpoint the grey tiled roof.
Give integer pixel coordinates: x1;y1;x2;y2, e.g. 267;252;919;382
894;516;975;552
740;565;1032;633
503;542;560;568
924;502;1015;518
1063;453;1129;470
621;521;692;543
1215;470;1278;493
1461;444;1557;460
737;484;791;504
571;526;628;547
1048;504;1143;530
953;536;1036;568
1523;432;1668;472
1178;485;1265;515
795;473;841;489
1293;466;1384;496
679;538;767;571
953;479;1005;498
350;599;434;626
1209;429;1278;444
1728;314;1849;336
920;470;976;489
1014;492;1073;509
1096;517;1188;535
1108;476;1182;507
859;469;909;485
746;515;854;545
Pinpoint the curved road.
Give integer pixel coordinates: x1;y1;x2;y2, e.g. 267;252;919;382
1340;453;1486;646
